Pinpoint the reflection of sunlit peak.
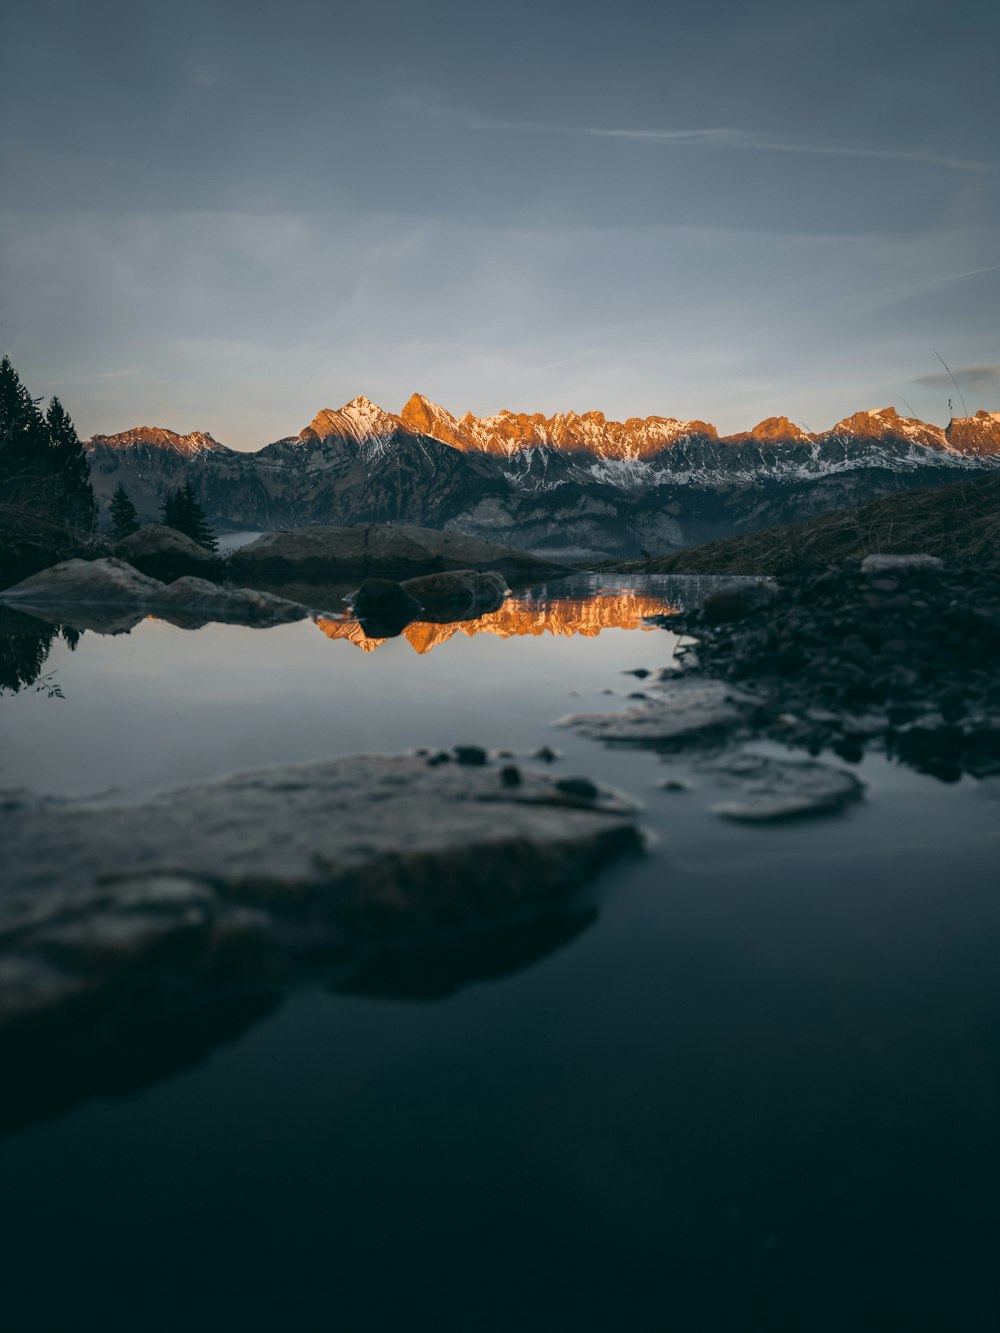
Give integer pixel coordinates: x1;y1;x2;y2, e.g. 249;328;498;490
315;590;678;655
315;618;387;652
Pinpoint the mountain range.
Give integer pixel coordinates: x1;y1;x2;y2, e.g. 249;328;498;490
85;395;1000;559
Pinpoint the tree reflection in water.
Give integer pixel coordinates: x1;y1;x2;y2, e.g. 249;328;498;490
0;609;78;696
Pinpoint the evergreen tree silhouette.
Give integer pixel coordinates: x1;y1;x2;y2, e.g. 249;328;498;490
0;356;49;500
160;481;218;552
110;484;141;540
45;397;96;532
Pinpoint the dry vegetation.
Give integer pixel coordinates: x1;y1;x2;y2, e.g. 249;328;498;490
617;475;1000;575
0;501;99;587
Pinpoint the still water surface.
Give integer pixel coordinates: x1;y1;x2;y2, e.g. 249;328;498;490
1;576;998;1331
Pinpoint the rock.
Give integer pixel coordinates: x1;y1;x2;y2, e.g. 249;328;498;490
0;558;309;632
154;578;309;628
453;745;489;766
556;777;600;801
533;746;560;763
860;554;944;573
401;569;508;618
703;751;864;822
351;578;422;631
0;756;640;1122
564;678;751;748
702;580;778;624
500;765;522;787
229;524;570;586
121;524;219;580
0;557;163;606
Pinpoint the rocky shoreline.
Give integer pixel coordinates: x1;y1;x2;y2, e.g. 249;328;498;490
646;555;1000;781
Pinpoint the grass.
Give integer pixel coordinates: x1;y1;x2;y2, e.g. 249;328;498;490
0;501;98;589
613;474;1000;576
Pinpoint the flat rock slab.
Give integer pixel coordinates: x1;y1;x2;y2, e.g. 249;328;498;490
563;678;753;747
0;754;639;1035
860;553;944;573
229;523;571;585
702;751;865;822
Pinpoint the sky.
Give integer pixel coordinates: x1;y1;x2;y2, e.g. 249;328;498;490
1;0;998;449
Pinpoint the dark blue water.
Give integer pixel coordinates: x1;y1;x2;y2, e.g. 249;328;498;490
2;577;998;1332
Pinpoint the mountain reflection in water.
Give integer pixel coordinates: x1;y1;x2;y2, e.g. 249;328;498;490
316;587;679;654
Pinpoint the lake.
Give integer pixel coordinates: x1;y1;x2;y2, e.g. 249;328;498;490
1;574;998;1332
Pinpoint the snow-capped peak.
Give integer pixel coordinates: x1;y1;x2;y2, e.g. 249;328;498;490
301;397;403;444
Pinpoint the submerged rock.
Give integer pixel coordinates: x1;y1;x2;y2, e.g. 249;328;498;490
563;678;751;747
229;523;570;585
0;753;640;1117
702;751;865;822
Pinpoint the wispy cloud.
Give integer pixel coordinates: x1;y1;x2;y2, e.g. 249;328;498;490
911;364;1000;390
534;351;598;373
902;263;1000;292
468;118;993;174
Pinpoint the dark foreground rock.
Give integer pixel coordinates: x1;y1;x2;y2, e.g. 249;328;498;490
653;556;1000;780
0;558;309;632
120;523;219;580
0;754;639;1128
228;523;571;586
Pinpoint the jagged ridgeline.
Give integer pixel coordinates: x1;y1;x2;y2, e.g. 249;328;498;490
0;358;97;581
83;393;1000;559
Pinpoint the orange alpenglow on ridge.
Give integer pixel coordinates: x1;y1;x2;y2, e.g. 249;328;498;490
398;393;718;458
85;396;1000;458
315;589;679;655
86;426;223;457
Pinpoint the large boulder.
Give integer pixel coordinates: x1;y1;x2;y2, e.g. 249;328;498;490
401;569;508;618
349;569;510;640
0;557;162;605
229;523;571;586
0;558;309;632
351;577;423;634
0;754;639;1126
121;523;219;580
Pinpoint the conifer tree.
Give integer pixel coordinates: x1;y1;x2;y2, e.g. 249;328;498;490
0;355;48;498
160;481;218;552
110;484;141;540
45;397;96;533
